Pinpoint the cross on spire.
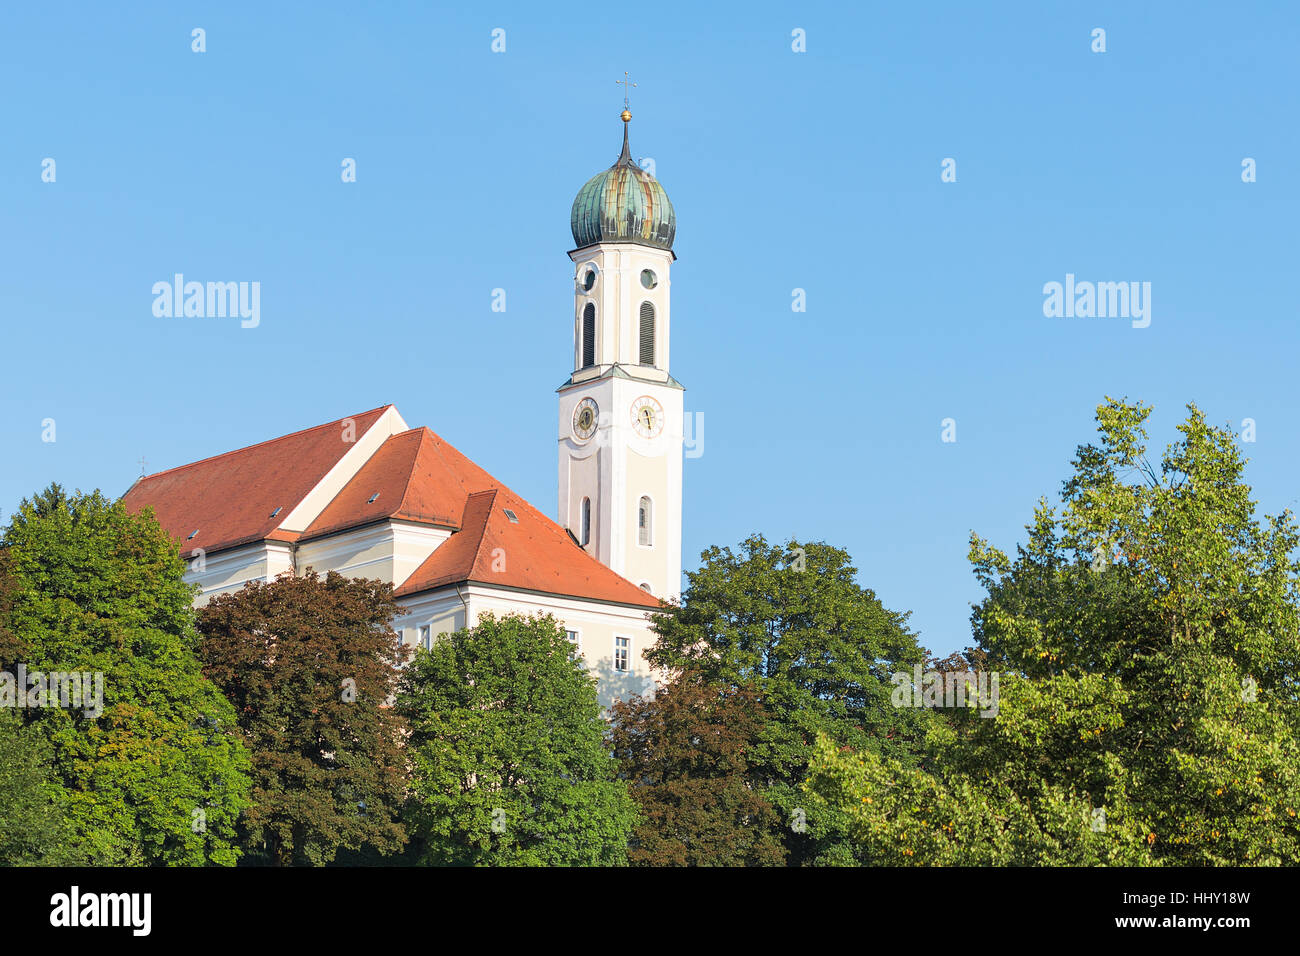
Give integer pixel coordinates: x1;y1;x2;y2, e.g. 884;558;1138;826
138;456;148;477
616;71;636;111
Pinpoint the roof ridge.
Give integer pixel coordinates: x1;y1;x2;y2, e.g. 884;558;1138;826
139;405;393;482
391;428;428;517
390;455;658;607
460;488;499;574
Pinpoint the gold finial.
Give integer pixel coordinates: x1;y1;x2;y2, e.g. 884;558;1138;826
616;71;636;120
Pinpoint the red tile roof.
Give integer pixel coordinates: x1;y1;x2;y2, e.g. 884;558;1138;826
352;427;659;608
122;408;660;611
302;428;493;539
122;406;391;556
393;475;660;609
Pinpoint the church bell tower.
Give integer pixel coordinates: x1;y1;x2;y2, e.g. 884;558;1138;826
557;100;683;601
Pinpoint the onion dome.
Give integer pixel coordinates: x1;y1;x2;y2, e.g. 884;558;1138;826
570;113;675;251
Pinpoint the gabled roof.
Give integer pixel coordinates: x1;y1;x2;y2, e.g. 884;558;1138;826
122;406;392;556
302;428;479;539
394;478;660;609
123;409;660;611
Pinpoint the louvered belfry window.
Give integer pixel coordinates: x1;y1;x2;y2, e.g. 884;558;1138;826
582;303;596;368
638;301;655;366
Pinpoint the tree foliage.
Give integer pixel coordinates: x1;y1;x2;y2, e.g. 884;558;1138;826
0;552;84;865
806;399;1300;865
0;485;251;865
0;710;85;865
396;613;636;866
610;670;786;866
197;570;410;866
645;535;931;864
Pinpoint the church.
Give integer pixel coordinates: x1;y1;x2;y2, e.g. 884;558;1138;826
123;107;684;704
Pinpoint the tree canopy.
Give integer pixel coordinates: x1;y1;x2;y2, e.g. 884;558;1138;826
197;570;410;866
0;485;251;865
806;399;1300;865
646;534;932;864
610;670;786;866
396;612;636;866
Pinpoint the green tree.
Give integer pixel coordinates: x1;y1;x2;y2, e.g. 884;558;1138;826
396;613;636;866
0;485;251;865
197;571;410;866
646;535;932;865
807;399;1300;865
0;710;85;865
802;729;1151;865
610;670;787;866
0;553;83;865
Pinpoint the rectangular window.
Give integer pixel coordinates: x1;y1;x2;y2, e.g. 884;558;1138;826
614;636;630;672
582;305;596;368
419;624;431;651
565;629;581;658
638;302;655;365
638;496;652;547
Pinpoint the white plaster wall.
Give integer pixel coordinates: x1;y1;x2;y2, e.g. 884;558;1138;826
397;583;662;706
295;519;450;586
185;540;294;605
569;243;673;375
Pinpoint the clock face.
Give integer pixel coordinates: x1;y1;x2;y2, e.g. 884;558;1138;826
572;397;599;441
630;395;665;439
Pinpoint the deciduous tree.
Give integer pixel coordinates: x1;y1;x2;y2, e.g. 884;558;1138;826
807;399;1300;865
197;570;409;866
610;670;786;866
646;535;932;865
396;613;636;866
1;485;250;865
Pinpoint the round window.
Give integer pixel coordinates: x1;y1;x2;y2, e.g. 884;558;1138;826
640;269;657;289
583;269;597;291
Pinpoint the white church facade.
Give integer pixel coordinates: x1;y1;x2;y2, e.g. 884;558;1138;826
123;109;684;704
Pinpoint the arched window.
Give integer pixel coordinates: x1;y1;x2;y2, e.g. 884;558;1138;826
638;496;652;547
581;303;596;368
638;301;655;366
580;497;591;546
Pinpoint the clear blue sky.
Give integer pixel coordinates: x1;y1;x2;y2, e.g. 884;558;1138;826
3;2;1298;656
